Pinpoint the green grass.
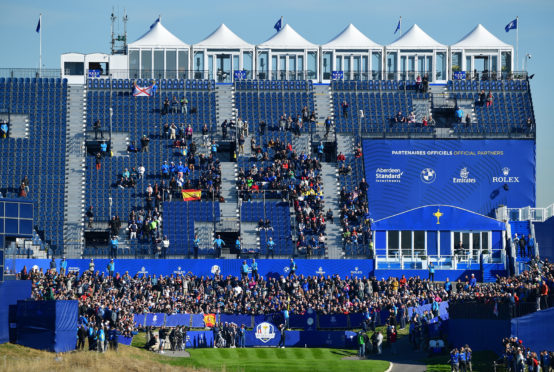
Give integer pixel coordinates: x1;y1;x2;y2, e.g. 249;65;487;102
425;350;499;371
132;332;390;372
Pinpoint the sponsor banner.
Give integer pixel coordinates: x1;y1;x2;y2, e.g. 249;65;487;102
362;139;535;219
13;259;375;279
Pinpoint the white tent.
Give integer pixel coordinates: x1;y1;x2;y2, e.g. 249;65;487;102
385;24;448;82
450;24;513;79
257;24;317;49
322;24;381;49
127;19;190;79
321;24;383;81
387;24;445;49
452;24;511;49
192;24;255;82
128;20;188;49
194;24;253;49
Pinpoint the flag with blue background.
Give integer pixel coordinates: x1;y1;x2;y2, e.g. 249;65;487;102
274;17;282;32
505;18;517;32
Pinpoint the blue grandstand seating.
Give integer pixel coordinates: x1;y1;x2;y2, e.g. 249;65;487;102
241;202;293;256
0;78;67;251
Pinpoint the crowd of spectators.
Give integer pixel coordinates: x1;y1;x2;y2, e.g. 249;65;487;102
500;337;552;371
237;132;326;256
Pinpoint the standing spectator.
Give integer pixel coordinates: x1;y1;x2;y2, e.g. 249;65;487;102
450;348;460;371
213;235;225;257
376;331;383;355
60;257;67;275
193;234;200;259
358;331;365;358
93;120;103;139
181;96;188;114
341;100;349;118
239;325;246;348
107;259;115;277
241;260;249;280
141;135;150;152
289;258;297;277
455;107;464;123
267;237;275;259
162;236;170;258
390;326;397;354
519;235;527;258
324;116;332;138
251;259;259;280
86;206;94;228
428;262;435;282
77;324;87;350
527;234;535;257
110;236;119;259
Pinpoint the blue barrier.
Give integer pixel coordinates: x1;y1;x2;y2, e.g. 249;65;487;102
191;314;205;328
133;314;146;327
145;313;165;327
219;314;251;327
511;307;554;352
13;259;375;279
448;318;510;353
166;314;191;327
318;314;348;329
118;335;133;346
0;281;31;344
186;331;213;348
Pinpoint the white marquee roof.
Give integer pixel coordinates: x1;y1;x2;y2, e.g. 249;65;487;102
323;24;381;49
387;24;446;49
128;20;189;49
452;24;512;49
194;24;253;49
258;24;317;49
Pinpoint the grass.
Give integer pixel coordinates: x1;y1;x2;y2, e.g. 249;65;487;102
425;350;499;371
1;333;390;372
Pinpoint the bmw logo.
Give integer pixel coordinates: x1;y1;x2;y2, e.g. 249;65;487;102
420;168;437;184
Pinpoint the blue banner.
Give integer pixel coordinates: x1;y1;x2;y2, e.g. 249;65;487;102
88;70;100;78
453;71;467;80
13;259;375;279
233;70;247;80
362;139;535;219
332;71;344;80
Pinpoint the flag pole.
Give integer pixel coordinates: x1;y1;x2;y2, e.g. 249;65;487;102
39;13;42;77
516;17;519;70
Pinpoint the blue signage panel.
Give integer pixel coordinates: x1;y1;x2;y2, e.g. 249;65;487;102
88;70;100;78
362;139;536;219
453;71;467;80
233;70;247;80
332;71;344;80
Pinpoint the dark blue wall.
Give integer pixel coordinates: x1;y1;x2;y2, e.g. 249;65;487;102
0;280;31;344
448;318;511;353
534;217;554;260
511;307;554;352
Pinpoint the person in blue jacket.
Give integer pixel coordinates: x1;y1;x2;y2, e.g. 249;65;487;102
241;260;249;280
450;348;460;371
251;259;259;280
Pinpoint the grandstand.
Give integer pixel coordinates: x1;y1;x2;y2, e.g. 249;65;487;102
0;18;545;284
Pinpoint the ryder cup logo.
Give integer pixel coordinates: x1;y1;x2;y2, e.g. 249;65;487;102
315;267;326;275
255;322;276;343
138;266;148;275
420;168;436;184
210;265;221;275
174;266;184;275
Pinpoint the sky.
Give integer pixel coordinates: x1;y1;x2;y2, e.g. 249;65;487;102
1;0;553;206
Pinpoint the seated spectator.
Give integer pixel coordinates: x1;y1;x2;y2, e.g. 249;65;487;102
0;121;8;138
486;91;494;107
407;112;416;123
394;111;406;123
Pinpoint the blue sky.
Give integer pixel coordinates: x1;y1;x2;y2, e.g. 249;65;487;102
1;0;553;206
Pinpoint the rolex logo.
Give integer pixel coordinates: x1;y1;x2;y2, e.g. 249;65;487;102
502;167;510;176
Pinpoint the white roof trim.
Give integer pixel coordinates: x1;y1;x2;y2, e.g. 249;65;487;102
257;24;317;49
128;20;189;49
387;24;446;49
322;24;381;49
451;24;512;49
194;24;253;49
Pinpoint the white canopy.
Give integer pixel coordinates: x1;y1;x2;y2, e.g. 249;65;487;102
387;24;445;49
194;24;253;49
322;24;381;49
128;20;189;49
257;24;317;49
451;24;512;49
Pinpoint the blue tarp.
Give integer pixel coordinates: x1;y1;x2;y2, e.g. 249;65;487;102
165;314;191;327
0;280;31;344
511;307;554;352
191;314;205;328
318;314;348;329
16;300;78;352
448;318;510;353
145;313;165;327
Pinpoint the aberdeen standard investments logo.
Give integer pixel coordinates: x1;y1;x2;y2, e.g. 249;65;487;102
452;167;476;184
420;168;436;184
375;168;403;183
492;167;520;183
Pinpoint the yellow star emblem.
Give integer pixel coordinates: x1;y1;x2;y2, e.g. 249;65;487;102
433;208;443;224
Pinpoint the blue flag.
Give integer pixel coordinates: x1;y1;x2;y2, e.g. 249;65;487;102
394;18;401;34
36;17;40;33
505;18;517;32
150;16;160;29
274;17;282;32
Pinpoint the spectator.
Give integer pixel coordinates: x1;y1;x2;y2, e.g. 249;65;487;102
0;121;8;138
93;119;103;139
455;107;464;123
341;100;349;119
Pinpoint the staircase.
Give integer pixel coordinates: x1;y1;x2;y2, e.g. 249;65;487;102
62;85;87;258
412;98;431;122
321;162;342;259
292;133;311;156
218;162;240;258
215;84;235;137
336;133;354;158
313;85;333;142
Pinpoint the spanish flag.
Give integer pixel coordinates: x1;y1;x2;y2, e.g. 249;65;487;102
182;189;201;201
204;313;216;328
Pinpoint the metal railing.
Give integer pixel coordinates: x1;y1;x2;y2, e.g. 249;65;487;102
0;68;62;78
450;70;528;81
497;204;554;223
